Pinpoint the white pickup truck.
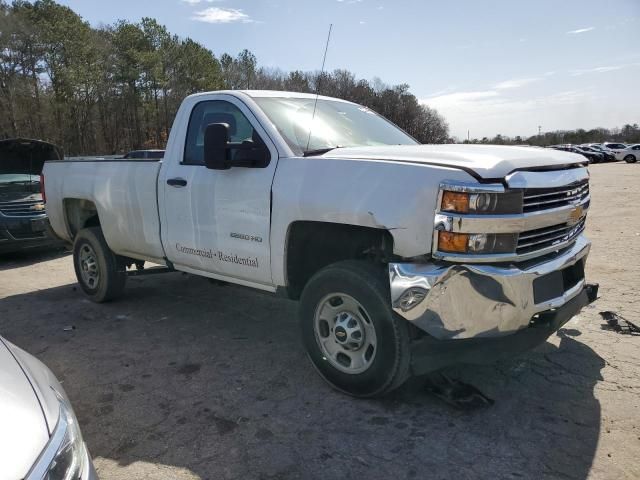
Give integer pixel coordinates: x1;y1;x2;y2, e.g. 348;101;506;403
43;90;598;397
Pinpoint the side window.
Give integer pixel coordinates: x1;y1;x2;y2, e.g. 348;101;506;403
183;100;257;165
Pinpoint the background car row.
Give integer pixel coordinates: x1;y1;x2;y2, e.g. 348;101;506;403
548;142;640;163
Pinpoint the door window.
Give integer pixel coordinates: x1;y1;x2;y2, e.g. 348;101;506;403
183;100;259;165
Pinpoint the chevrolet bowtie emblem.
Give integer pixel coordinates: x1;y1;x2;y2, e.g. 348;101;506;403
30;203;45;211
568;205;583;225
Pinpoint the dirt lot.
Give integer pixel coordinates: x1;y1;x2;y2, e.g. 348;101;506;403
1;162;639;480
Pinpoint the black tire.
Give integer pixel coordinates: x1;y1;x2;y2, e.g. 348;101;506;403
624;154;637;163
299;260;411;397
73;227;126;302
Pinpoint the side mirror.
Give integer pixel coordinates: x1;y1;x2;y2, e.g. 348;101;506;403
204;123;230;170
233;139;271;168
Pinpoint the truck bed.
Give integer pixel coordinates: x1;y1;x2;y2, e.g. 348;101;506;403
43;159;165;263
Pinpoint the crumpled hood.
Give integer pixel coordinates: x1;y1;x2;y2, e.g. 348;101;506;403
0;339;50;480
323;144;586;179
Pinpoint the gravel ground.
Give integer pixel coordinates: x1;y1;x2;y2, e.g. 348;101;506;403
0;162;639;480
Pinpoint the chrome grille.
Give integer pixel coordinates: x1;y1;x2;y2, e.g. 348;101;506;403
516;218;586;255
0;200;45;217
522;179;589;213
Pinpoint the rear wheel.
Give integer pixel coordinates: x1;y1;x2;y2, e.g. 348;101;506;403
73;227;126;302
299;260;411;397
624;154;637;163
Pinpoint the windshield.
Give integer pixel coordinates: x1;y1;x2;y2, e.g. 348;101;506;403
253;97;418;154
0;173;38;183
0;173;39;194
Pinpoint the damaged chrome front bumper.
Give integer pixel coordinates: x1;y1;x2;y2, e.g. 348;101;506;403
389;234;591;340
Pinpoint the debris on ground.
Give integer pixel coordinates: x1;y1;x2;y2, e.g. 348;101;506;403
63;325;76;331
599;311;640;335
424;372;494;410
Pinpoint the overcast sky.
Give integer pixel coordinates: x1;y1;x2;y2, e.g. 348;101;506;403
57;0;640;139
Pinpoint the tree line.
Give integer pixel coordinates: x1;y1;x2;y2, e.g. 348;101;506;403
464;123;640;147
0;0;449;155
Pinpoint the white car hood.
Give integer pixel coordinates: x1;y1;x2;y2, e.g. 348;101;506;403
0;340;50;480
324;144;585;179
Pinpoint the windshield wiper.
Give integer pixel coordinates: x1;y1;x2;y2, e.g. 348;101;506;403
303;146;342;157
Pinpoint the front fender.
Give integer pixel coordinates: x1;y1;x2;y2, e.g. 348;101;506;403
269;156;476;286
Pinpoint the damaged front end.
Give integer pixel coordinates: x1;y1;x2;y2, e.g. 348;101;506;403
387;167;598;374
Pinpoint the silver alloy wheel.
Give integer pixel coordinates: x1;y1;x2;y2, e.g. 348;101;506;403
78;244;100;289
313;293;377;374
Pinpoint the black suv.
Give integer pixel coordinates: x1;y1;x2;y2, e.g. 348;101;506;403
0;139;64;254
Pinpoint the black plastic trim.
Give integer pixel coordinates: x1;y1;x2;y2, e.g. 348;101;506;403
409;283;597;376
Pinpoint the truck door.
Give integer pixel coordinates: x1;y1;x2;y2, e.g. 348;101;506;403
160;96;278;287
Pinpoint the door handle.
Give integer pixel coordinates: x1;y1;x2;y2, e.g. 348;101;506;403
167;178;187;187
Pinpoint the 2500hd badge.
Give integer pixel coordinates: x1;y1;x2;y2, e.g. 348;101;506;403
230;232;263;243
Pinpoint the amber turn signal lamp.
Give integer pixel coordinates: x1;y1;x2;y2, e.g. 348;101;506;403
438;231;469;253
441;191;469;213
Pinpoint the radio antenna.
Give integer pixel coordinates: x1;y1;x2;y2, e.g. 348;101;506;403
305;23;333;153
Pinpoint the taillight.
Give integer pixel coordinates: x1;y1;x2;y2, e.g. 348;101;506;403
40;174;46;203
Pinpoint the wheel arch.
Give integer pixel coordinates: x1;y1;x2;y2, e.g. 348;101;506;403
282;220;395;300
63;198;101;239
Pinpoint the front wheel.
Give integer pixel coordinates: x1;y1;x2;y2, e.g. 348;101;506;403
73;227;126;302
299;261;411;397
624;154;637;163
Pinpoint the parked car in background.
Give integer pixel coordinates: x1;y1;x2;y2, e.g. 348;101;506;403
550;145;603;163
0;336;97;479
575;146;605;163
616;144;640;163
584;144;617;162
0;138;64;254
602;142;627;156
580;145;615;162
123;149;165;159
585;143;607;150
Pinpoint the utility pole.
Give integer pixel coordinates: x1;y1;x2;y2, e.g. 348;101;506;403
538;125;542;136
467;129;470;142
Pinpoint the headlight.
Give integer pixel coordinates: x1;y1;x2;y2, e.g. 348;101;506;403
47;403;83;480
437;231;517;254
441;191;471;213
440;190;522;214
26;396;85;480
435;182;522;257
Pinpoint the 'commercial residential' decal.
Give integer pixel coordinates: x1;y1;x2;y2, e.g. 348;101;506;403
176;243;258;268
